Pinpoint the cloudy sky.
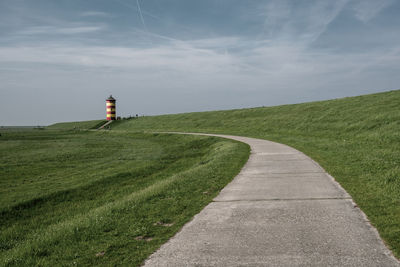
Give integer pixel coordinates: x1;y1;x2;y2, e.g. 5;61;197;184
1;0;399;125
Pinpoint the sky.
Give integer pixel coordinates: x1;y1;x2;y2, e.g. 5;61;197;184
1;0;399;125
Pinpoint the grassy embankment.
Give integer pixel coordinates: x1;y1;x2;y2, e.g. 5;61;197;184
0;129;249;266
113;89;400;258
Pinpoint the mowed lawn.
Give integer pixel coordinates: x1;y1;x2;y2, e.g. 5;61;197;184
113;89;400;258
0;130;249;266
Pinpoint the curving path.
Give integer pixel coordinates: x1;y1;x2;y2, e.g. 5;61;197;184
144;133;400;266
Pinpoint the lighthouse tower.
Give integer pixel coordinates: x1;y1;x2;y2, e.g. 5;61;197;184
106;95;116;121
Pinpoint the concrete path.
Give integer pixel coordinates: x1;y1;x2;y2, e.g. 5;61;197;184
97;120;113;130
144;134;400;267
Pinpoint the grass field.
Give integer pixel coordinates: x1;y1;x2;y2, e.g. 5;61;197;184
0;130;249;266
113;89;400;258
47;119;107;130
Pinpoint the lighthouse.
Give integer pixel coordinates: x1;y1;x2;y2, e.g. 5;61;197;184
106;95;116;121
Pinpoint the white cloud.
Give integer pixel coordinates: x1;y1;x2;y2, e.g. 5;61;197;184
0;42;234;75
1;33;398;83
262;0;349;45
18;25;104;35
353;0;395;22
80;11;111;17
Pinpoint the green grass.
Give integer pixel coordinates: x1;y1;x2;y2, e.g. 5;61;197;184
0;127;44;133
47;119;107;130
0;130;249;266
113;89;400;258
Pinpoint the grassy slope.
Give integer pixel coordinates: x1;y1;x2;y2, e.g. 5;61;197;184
113;89;400;258
0;130;249;266
47;119;107;130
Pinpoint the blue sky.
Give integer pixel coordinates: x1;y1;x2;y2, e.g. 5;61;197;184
1;0;399;125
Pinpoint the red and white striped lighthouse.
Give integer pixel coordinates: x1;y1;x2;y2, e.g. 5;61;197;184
106;95;116;121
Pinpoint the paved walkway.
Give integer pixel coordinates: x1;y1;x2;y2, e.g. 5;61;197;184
144;134;400;266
